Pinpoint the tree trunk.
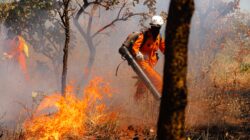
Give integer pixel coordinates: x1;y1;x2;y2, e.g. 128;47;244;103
73;18;96;94
61;0;70;96
157;0;194;139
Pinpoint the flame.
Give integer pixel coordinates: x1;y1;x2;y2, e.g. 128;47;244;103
24;77;117;140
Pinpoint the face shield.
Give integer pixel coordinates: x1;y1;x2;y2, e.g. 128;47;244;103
150;25;161;39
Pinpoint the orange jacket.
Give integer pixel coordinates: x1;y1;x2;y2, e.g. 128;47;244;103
132;31;165;67
5;36;30;80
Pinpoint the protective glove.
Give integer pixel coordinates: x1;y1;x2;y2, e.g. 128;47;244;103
136;51;144;61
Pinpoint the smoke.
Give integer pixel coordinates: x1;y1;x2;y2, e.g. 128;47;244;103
0;26;29;127
185;0;250;128
0;0;249;132
65;1;170;126
0;25;60;128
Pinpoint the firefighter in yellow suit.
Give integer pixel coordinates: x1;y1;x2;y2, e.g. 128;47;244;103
132;15;165;100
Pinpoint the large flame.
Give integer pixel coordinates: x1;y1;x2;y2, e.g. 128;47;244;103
24;77;117;140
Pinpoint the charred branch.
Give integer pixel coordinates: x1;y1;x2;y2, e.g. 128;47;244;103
92;12;144;38
75;0;106;21
91;2;145;38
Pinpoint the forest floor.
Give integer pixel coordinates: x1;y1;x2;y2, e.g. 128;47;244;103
0;91;249;140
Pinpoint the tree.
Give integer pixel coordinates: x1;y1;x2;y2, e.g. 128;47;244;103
157;0;194;139
59;0;72;95
1;0;161;94
3;0;65;87
73;0;148;93
0;2;16;25
189;0;240;83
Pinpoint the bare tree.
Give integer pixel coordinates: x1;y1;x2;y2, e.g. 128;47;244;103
3;0;68;90
157;0;194;139
190;0;240;81
58;0;72;95
73;0;145;93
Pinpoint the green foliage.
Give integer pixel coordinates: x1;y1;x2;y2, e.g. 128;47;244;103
0;2;17;24
2;0;76;80
5;0;57;36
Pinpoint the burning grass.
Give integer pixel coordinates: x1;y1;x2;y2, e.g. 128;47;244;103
23;77;118;140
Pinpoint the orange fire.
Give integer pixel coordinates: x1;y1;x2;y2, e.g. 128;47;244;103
24;77;117;139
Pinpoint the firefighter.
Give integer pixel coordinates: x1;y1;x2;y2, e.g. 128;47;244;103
132;15;165;100
2;35;30;80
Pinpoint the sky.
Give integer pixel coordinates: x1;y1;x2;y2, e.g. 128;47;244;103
240;0;250;12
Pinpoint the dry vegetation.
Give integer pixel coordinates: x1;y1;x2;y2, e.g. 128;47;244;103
185;9;250;140
0;0;249;140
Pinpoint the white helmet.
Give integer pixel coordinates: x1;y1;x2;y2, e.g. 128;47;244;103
150;15;164;27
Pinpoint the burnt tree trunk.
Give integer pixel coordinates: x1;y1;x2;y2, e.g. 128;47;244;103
61;0;71;96
157;0;194;139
